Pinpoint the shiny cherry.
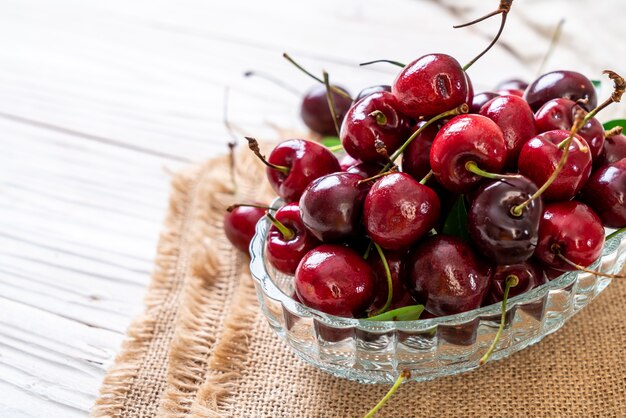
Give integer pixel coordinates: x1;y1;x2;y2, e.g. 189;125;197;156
223;205;266;253
265;203;319;275
346;162;385;179
295;244;377;317
534;201;605;271
470;92;499;113
524;70;597;112
468;176;543;264
392;54;469;118
368;250;415;311
430;114;507;193
517;130;592;201
596;129;626;167
340;91;408;163
339;154;360;171
486;260;547;304
262;139;341;202
300;84;352;136
355;84;391;102
580;158;626;228
401;121;440;180
534;98;605;160
404;235;491;316
496;88;524;97
364;172;440;250
479;95;537;168
496;78;528;91
299;172;369;242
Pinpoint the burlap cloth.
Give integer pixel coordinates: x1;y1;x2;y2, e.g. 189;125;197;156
93;147;626;418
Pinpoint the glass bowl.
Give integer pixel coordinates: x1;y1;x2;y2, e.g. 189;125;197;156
249;214;626;384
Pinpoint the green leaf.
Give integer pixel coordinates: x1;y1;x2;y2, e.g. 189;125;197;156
320;136;341;148
591;79;602;89
366;305;425;321
603;119;626;131
442;195;469;241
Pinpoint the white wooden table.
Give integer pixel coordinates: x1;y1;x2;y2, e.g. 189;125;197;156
1;0;623;416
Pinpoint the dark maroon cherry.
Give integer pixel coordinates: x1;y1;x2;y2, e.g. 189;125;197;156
470;92;499;113
339;154;360;171
392;54;469;118
340;91;408;163
524;70;597;112
534;201;605;271
580;158;626;228
430;114;507;193
496;78;528;91
468;176;543;264
401;121;440;180
300;84;352;136
368;250;415;311
596;130;626;167
517;130;592;201
355;84;391;102
480;95;537;168
223;205;266;253
364;173;440;250
294;244;377;317
265;203;320;275
299;172;369;242
265;139;341;202
534;98;605;160
346;162;385;179
487;261;547;305
404;235;491;316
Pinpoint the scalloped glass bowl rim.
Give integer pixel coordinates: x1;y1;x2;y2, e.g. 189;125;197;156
249;212;624;332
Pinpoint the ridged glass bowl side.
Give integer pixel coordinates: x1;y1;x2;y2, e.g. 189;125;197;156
249;217;626;384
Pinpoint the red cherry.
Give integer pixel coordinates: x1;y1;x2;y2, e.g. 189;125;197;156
264;139;341;202
470;92;499;113
401;121;440;181
346;162;385;179
340;91;408;163
363;173;440;250
579;158;626;228
487;261;547;305
524;70;597;112
392;54;469;119
479;95;537;168
355;84;391;102
496;78;528;91
223;205;265;253
265;203;319;275
339;154;360;171
517;130;592;202
495;88;524;97
368;250;415;311
534;201;605;271
300;84;352;136
295;244;377;317
596;130;626;167
430;114;507;193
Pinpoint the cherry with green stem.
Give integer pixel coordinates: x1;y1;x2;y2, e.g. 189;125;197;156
363;370;411;418
322;70;341;136
246;137;290;175
365;305;424;321
479;274;518;365
369;243;393;316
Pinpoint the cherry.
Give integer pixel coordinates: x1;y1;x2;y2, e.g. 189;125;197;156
496;78;528;91
596;127;626;167
346;161;385;179
355;84;391;102
363;172;440;250
265;203;320;275
247;138;341;203
524;70;597;112
470;92;499;113
401;121;440;181
340;91;409;163
517;130;592;201
339;154;360;171
534;201;605;272
430;114;507;193
294;244;377;317
479;95;537;168
301;84;352;136
580;158;626;228
299;172;369;242
392;53;469;119
496;88;524;97
223;204;266;253
534;98;605;160
468;176;543;264
486;261;547;305
404;235;491;316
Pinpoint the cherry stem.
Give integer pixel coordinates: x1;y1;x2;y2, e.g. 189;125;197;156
359;59;405;68
607;226;626;241
556;253;626;279
419;170;433;185
363;240;374;260
266;213;295;241
369;110;388;126
479;274;519;366
369;243;393;317
243;70;302;96
223;87;238;193
363;370;411;418
245;137;290;175
464;161;521;180
536;18;565;77
381;103;469;173
358;170;395;185
366;304;424;321
323;70;342;137
457;0;514;72
605;126;623;138
282;53;352;100
327;143;344;152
